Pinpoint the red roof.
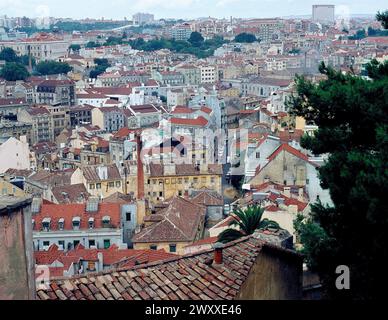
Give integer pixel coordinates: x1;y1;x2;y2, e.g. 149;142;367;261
171;106;194;114
170;116;208;127
200;106;212;114
33;203;121;231
267;144;309;163
185;237;218;248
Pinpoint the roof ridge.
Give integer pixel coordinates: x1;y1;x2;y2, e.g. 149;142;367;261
45;235;258;282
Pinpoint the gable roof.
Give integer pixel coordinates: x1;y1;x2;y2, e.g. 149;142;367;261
132;197;206;243
191;191;224;206
51;184;90;204
35;235;302;300
82;164;121;182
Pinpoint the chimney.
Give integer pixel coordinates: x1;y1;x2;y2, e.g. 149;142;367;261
136;132;145;199
213;242;224;265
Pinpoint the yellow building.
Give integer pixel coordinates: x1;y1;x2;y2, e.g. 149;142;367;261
145;163;223;204
0;178;26;197
132;197;206;255
70;164;124;199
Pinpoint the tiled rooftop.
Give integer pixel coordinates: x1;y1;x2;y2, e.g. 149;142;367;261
35;236;292;300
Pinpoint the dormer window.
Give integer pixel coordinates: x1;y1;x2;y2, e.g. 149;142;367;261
102;216;111;228
42;218;51;232
72;217;81;230
88;217;95;229
58;218;64;231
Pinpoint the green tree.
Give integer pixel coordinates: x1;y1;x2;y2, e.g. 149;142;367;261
69;44;81;52
234;33;258;43
0;62;30;81
218;205;280;243
188;31;204;47
0;48;19;62
376;10;388;29
35;60;72;75
288;60;388;299
86;41;101;48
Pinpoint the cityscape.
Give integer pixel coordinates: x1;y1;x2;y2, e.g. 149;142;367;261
0;0;387;305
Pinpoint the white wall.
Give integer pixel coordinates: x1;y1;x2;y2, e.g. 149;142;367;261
0;136;30;173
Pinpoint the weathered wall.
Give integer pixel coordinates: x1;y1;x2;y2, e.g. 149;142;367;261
236;247;303;300
0;207;34;300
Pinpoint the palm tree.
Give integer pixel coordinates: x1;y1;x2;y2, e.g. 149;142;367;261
218;205;281;244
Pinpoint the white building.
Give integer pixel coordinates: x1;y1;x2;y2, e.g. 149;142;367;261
132;13;154;25
0;33;69;61
312;5;335;24
200;65;219;84
32;200;125;251
0;136;30;173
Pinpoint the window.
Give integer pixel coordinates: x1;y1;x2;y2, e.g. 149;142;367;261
284;165;288;171
58;219;64;231
193;178;198;184
73;240;80;248
165;179;170;184
102;216;111;228
108;182;115;188
42;218;51;231
43;241;50;248
150;245;157;250
211;177;215;184
178;190;183;197
256;152;260;159
184;178;189;183
87;261;96;271
72;217;81;230
178;178;182;184
306;179;310;185
126;212;132;222
169;244;177;253
89;240;96;248
115;181;121;187
58;241;65;250
201;177;207;183
96;183;101;189
103;239;111;249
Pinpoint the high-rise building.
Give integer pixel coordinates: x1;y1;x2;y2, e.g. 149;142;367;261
132;12;154;25
312;5;335;24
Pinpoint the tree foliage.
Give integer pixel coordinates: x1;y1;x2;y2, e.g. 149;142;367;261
218;205;280;243
288;60;388;299
89;58;111;79
0;48;34;67
376;10;388;29
35;60;72;75
0;62;30;81
234;33;258;43
188;31;204;47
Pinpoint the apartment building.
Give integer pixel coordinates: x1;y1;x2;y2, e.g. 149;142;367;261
32;200;124;251
145;162;223;204
200;65;219;83
35;79;76;106
17;106;54;144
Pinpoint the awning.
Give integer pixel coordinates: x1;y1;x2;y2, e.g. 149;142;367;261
88;217;95;222
72;216;81;222
42;217;51;223
102;216;111;222
58;218;64;224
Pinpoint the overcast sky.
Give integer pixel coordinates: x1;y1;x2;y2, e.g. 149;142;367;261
0;0;386;20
